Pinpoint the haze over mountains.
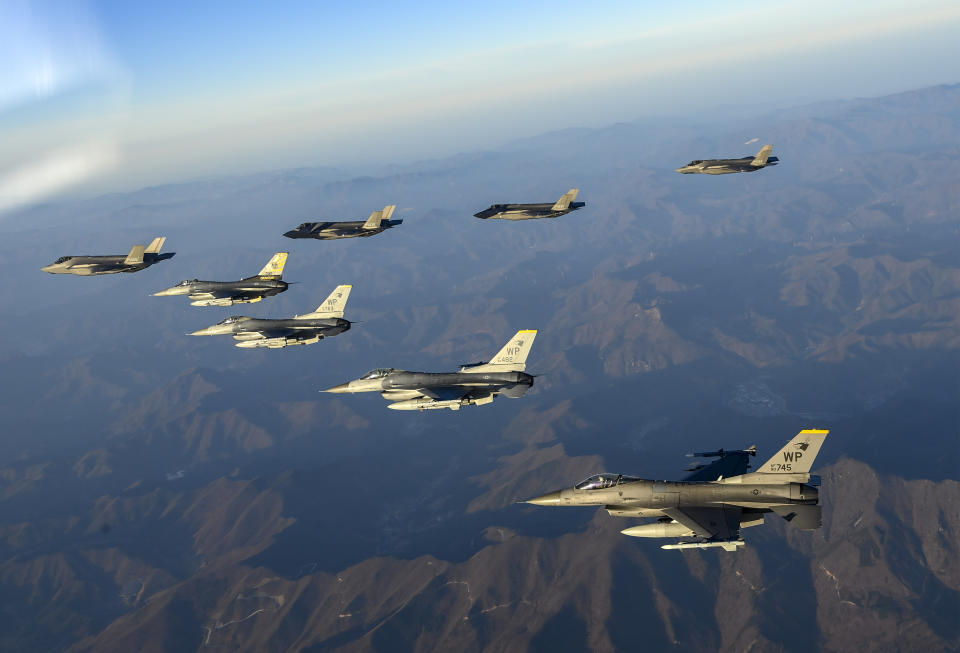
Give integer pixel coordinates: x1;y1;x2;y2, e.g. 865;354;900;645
0;84;958;652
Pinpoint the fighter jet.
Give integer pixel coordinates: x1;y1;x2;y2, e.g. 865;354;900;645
188;284;352;348
42;237;174;275
675;144;778;174
284;205;401;240
153;252;290;306
474;189;584;220
524;429;828;551
324;329;538;410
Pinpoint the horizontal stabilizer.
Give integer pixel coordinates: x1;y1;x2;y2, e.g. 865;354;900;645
124;245;146;265
462;330;537;373
257;252;288;278
297;284;352;319
551;188;579;212
751;145;774;166
772;504;821;530
145;237;166;254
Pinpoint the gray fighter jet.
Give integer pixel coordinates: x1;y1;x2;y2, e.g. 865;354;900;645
524;429;828;551
42;237;174;275
153;252;289;306
284;205;401;240
474;189;583;220
324;329;538;410
189;284;352;348
676;144;778;174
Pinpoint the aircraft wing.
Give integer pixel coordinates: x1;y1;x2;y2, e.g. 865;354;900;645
682;452;753;482
662;506;742;541
416;386;470;401
212;289;269;301
242;328;301;340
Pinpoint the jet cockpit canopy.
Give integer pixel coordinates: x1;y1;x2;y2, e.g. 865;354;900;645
686;160;704;166
218;316;244;325
53;256;72;264
177;279;198;286
575;473;641;490
361;368;395;380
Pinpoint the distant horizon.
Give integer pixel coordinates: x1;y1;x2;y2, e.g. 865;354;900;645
3;1;960;211
5;79;958;214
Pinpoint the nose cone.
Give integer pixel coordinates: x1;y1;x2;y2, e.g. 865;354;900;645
283;230;302;239
153;286;184;296
524;490;562;506
189;325;227;336
323;382;353;394
41;264;56;273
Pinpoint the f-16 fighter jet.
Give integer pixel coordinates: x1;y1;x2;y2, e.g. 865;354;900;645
283;205;401;240
524;429;828;552
675;144;778;174
324;329;538;410
189;284;352;348
153;252;289;306
42;237;174;275
473;189;584;220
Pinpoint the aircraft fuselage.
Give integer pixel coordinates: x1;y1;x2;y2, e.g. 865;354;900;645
284;220;403;239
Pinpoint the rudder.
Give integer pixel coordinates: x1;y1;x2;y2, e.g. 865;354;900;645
124;245;146;264
551;189;579;212
463;330;538;373
363;205;396;230
751;145;774;166
297;284;352;319
145;237;166;254
758;429;828;475
257;252;288;278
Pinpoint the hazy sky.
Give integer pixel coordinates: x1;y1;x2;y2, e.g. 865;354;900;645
2;0;959;208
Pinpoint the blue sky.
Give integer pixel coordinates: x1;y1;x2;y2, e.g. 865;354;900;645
1;0;959;207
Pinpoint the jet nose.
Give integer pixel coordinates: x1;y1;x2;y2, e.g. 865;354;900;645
189;326;217;336
283;230;300;239
524;490;562;506
41;265;54;273
153;287;178;296
322;383;352;394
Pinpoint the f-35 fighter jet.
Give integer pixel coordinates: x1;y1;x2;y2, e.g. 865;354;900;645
676;144;778;174
324;329;538;410
188;284;352;348
474;189;583;220
283;205;401;240
524;429;828;551
153;252;290;306
42;237;174;275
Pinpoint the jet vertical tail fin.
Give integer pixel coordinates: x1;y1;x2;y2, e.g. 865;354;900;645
296;284;352;319
124;245;146;264
750;145;774;166
144;237;166;254
257;252;288;278
462;330;538;373
362;205;396;230
551;189;579;212
719;429;828;485
757;429;828;475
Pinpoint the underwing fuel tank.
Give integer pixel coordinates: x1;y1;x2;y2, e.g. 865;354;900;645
388;398;463;411
620;522;694;538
